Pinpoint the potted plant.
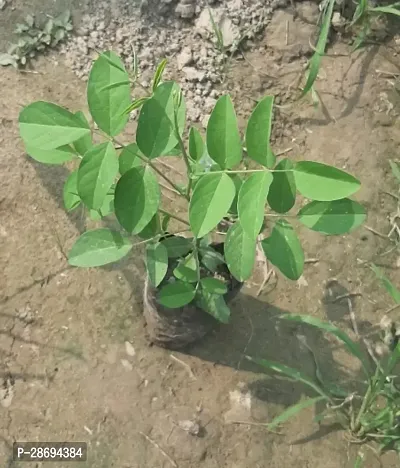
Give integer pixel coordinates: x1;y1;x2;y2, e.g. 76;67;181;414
18;51;366;349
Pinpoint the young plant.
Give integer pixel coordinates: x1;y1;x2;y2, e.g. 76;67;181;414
247;268;400;461
0;10;73;68
351;0;400;51
18;50;366;324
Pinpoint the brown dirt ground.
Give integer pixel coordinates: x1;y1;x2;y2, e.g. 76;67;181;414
1;2;400;468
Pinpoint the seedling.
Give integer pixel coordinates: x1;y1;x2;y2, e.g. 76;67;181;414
301;0;400;100
18;51;366;326
0;10;73;68
248;265;400;463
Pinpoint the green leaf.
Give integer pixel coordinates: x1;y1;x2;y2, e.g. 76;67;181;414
152;58;168;92
389;160;400;184
24;144;77;164
353;453;364;468
89;190;115;220
200;277;228;294
63;170;81;211
262;219;304;280
294;161;361;201
206;95;242;169
73;111;92;156
267;396;326;430
158;281;196;308
246;356;330;399
119;143;142;175
173;254;198;283
238;171;273;238
351;0;368;24
19;101;90;150
123;97;149;115
196;289;230;323
298;199;366;235
199;246;225;272
370;5;400;16
189;127;205;161
189;173;236;238
0;53;18;67
161;236;193;258
77;142;119;210
301;0;335;96
87;51;131;137
146;242;168;287
279;314;372;378
228;174;242;215
370;264;400;304
68;228;132;267
137;215;160;240
268;158;296;213
115;166;161;234
137;81;186;159
245;96;276;168
161;213;171;232
224;222;256;282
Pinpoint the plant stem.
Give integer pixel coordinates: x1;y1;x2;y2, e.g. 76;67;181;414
193;168;293;177
264;213;297;218
172;99;193;197
353;373;377;434
353;386;371;434
111;137;189;200
159;208;189;226
131;229;190;248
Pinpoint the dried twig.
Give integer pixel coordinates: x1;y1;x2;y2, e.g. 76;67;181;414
275;147;293;157
304;258;319;264
237;315;254;371
363;225;389;240
332;292;362;303
170;354;196;380
286;20;289;46
346;297;359;337
139;432;177;468
160;182;181;196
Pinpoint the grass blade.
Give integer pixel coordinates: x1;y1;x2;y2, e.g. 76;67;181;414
123;97;149;115
301;0;335;96
279;314;372;378
370;264;400;304
389;160;400;184
268;396;326;430
354;453;364;468
246;356;332;400
386;342;400;375
152;59;168;92
351;0;368;25
370;5;400;16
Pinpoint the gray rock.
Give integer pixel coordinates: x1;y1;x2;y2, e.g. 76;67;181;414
175;2;196;19
182;66;206;82
177;47;193;69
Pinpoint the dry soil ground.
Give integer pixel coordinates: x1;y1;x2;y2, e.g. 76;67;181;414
1;1;400;467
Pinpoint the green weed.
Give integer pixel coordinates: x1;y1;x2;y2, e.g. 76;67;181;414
0;10;73;68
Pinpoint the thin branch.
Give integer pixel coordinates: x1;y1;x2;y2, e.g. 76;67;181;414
363;225;390;240
111;135;187;199
159;208;189;226
170;354;196;380
139;432;177;467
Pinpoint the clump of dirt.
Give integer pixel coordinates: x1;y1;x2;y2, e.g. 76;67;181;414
60;0;289;122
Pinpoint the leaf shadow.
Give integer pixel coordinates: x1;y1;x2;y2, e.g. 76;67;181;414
182;292;367;439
